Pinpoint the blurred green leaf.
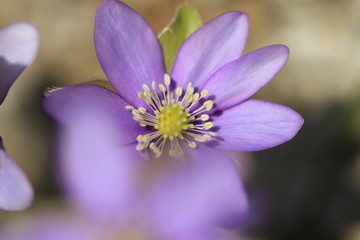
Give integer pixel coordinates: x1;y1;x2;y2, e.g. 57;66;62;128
159;5;202;73
84;80;116;93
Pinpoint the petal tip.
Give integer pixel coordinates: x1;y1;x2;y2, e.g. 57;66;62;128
96;0;132;15
5;22;39;38
0;140;33;211
265;44;290;61
0;22;39;65
292;110;305;135
275;44;290;58
220;11;250;30
5;22;39;52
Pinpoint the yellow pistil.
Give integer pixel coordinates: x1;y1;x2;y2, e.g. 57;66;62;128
126;74;216;158
157;104;190;137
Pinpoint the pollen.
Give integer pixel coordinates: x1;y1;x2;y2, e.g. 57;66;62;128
126;74;216;158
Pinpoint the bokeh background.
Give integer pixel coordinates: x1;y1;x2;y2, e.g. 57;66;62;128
1;0;360;239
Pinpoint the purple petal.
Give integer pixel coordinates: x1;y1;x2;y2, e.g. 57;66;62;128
151;148;248;231
58;111;143;221
171;12;249;89
44;84;142;145
203;45;289;111
213;99;304;152
0;23;38;105
95;0;166;106
0;138;33;211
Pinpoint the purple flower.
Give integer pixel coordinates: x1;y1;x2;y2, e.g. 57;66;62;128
0;109;248;239
45;0;303;160
0;23;38;211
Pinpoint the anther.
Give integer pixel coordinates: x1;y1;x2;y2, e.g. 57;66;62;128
159;84;166;92
176;87;182;96
133;116;142;121
203;135;212;141
194;136;206;142
164;74;171;86
189;141;197;148
205;104;213;111
142;84;150;92
193;93;200;102
203;100;214;111
132;110;140;116
186;95;193;103
187;87;194;95
137;135;143;142
136;144;145;151
201;89;208;98
204;122;215;130
138;92;144;99
138;107;147;114
203;100;213;107
200;114;210;121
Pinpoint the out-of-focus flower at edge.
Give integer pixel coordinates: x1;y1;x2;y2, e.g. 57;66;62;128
0;105;248;239
44;0;303;161
0;23;38;211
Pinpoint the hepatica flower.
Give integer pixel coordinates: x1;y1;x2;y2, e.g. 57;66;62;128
0;23;38;210
45;0;303;160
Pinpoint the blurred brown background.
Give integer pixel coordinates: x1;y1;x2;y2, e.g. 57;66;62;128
0;0;360;239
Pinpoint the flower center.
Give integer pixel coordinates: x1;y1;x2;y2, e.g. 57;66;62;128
157;104;190;137
126;74;216;158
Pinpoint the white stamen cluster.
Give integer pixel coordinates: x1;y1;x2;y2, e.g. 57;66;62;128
126;74;216;158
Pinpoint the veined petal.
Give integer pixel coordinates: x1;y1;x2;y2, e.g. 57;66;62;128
0;23;38;105
203;45;289;111
58;111;143;221
0;138;33;211
43;84;143;145
95;0;166;106
151;148;248;230
171;12;249;89
213;99;304;152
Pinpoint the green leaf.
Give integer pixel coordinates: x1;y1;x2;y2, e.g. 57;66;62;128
159;5;202;73
83;80;117;93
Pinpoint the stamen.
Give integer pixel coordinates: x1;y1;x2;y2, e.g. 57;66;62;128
142;84;150;93
204;122;215;130
199;114;209;121
125;105;134;111
201;89;208;98
176;87;182;97
164;74;171;86
125;74;216;158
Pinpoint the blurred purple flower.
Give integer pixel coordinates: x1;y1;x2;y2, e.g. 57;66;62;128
0;23;38;211
45;0;303;160
0;108;248;239
61;111;247;238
